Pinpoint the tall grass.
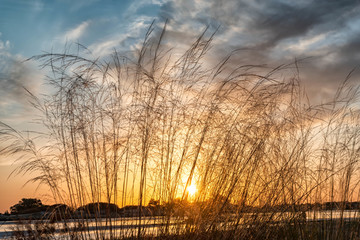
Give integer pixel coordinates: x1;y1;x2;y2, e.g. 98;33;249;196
2;23;360;239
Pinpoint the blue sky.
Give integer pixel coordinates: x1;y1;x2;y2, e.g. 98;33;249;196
1;0;360;212
0;0;146;56
0;0;163;122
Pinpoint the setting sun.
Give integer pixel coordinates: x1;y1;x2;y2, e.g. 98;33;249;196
187;184;197;196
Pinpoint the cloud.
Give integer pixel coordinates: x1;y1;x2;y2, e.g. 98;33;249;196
88;16;154;57
32;0;44;12
63;21;91;43
159;0;359;49
0;35;10;54
89;38;121;57
154;0;360;101
50;0;358;103
3;0;357;106
0;37;42;120
62;0;101;11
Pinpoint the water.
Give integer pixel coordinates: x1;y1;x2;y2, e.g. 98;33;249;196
1;210;359;239
0;216;180;239
306;210;360;221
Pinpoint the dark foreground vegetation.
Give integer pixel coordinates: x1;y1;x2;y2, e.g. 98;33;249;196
2;23;360;239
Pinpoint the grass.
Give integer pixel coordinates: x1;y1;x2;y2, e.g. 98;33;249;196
2;22;360;239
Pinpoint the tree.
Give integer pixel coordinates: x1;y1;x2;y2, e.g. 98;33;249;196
148;199;161;216
10;198;44;214
148;199;160;208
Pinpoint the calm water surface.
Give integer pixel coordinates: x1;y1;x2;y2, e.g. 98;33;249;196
1;211;359;239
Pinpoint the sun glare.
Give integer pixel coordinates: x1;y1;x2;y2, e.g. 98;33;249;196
187;184;197;196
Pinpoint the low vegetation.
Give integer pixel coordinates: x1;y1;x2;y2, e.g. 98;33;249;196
1;23;360;239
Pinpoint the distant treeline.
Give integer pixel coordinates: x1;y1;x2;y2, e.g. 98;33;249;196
0;198;163;221
249;201;360;212
1;198;359;222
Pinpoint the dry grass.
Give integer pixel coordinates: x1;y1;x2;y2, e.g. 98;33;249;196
2;23;360;239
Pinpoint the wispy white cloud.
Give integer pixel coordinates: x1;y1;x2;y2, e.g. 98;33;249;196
127;0;166;16
65;0;101;11
88;17;153;57
0;37;43;120
279;33;328;55
89;38;120;57
32;0;44;12
0;35;11;55
62;21;91;43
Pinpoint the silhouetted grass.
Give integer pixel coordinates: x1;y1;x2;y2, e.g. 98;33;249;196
2;22;360;239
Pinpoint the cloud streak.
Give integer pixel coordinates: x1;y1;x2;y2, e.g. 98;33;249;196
0;37;42;120
63;21;91;43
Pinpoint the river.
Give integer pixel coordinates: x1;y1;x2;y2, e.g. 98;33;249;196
1;210;359;239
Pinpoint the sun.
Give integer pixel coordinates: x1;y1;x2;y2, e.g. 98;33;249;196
187;183;197;196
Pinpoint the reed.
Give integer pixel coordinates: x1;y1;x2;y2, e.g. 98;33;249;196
2;23;360;239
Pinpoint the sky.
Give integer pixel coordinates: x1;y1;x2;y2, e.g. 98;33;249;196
0;0;360;212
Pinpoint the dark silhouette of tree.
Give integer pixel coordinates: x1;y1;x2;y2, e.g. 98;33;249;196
47;204;73;222
148;199;162;216
10;198;44;214
148;199;160;208
76;202;120;217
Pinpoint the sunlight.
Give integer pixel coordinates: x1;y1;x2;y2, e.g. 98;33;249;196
187;183;197;196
